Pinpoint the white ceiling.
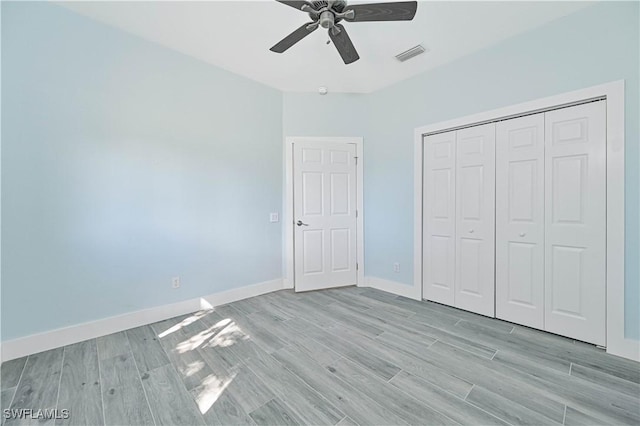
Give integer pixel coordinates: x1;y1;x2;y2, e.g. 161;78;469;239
58;1;593;93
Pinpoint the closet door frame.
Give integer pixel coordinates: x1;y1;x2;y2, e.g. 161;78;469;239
413;80;634;361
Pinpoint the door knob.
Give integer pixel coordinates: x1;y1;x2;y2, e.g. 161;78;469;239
296;220;309;227
469;229;474;233
519;232;526;237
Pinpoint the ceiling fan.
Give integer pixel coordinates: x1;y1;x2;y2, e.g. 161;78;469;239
270;0;418;64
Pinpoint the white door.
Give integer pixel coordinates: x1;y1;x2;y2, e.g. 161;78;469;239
455;123;496;317
496;113;545;329
544;101;606;345
423;131;456;305
293;141;357;292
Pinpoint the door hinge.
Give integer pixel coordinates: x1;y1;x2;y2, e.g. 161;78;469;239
356;263;359;271
356;209;358;218
354;156;358;165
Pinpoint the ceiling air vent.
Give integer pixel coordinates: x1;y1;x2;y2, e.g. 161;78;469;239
395;44;427;62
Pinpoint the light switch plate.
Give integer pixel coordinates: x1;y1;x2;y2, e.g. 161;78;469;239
270;212;279;223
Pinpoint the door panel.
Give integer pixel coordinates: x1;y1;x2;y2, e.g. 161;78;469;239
423;131;456;305
544;101;606;345
294;141;357;291
496;113;545;328
455;123;495;317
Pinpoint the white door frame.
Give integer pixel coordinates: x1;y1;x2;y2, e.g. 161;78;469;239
284;136;364;290
414;80;637;361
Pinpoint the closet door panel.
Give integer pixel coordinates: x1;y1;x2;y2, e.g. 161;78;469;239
544;101;606;345
455;123;495;316
423;131;456;305
496;114;545;329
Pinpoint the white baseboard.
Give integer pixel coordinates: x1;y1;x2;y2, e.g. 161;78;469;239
607;337;640;362
364;276;422;301
1;278;284;362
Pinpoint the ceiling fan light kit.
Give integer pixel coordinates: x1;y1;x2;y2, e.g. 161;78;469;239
271;0;418;64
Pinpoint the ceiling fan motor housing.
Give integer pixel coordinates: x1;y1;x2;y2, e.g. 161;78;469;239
319;11;335;28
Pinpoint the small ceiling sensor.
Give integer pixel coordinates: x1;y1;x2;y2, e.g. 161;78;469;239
318;86;328;95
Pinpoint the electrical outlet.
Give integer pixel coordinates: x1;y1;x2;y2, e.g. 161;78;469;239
393;262;400;273
172;276;180;289
270;212;279;223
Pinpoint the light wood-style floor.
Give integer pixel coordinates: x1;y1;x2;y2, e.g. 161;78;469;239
2;286;639;425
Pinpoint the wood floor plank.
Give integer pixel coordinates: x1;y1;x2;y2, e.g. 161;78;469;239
96;332;131;361
510;326;640;383
322;288;373;311
326;323;474;399
223;306;287;354
256;299;295;321
465;385;562;426
235;298;265;315
427;341;566;423
374;329;437;358
345;291;417;318
246;311;296;345
266;294;337;329
151;317;216;391
359;288;401;303
224;366;275;414
570;362;640;398
326;357;458;425
196;311;247;370
341;303;498;360
336;416;358;426
389;370;508;426
126;325;170;373
299;321;401;381
420;300;515;333
273;346;409;426
190;388;255;426
284;336;343;367
302;290;339;306
55;341;103;426
452;319;572;372
564;406;610;426
1;387;16;417
5;348;64;426
317;301;387;337
1;357;27;391
244;347;344;426
248;398;304;426
141;364;205;425
492;349;640;424
100;353;154;426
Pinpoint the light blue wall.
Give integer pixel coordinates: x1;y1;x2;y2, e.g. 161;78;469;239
284;2;640;339
1;2;283;340
283;92;369;137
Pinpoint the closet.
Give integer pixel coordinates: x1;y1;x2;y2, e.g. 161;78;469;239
422;100;606;345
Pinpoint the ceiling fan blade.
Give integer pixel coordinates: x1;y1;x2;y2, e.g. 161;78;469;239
270;22;318;53
275;0;312;11
329;24;360;64
345;1;417;22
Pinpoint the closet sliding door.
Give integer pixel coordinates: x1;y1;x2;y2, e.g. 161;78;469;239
495;114;545;329
423;131;457;305
454;124;496;317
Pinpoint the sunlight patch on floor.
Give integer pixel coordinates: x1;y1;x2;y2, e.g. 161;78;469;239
158;310;212;339
193;371;237;415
